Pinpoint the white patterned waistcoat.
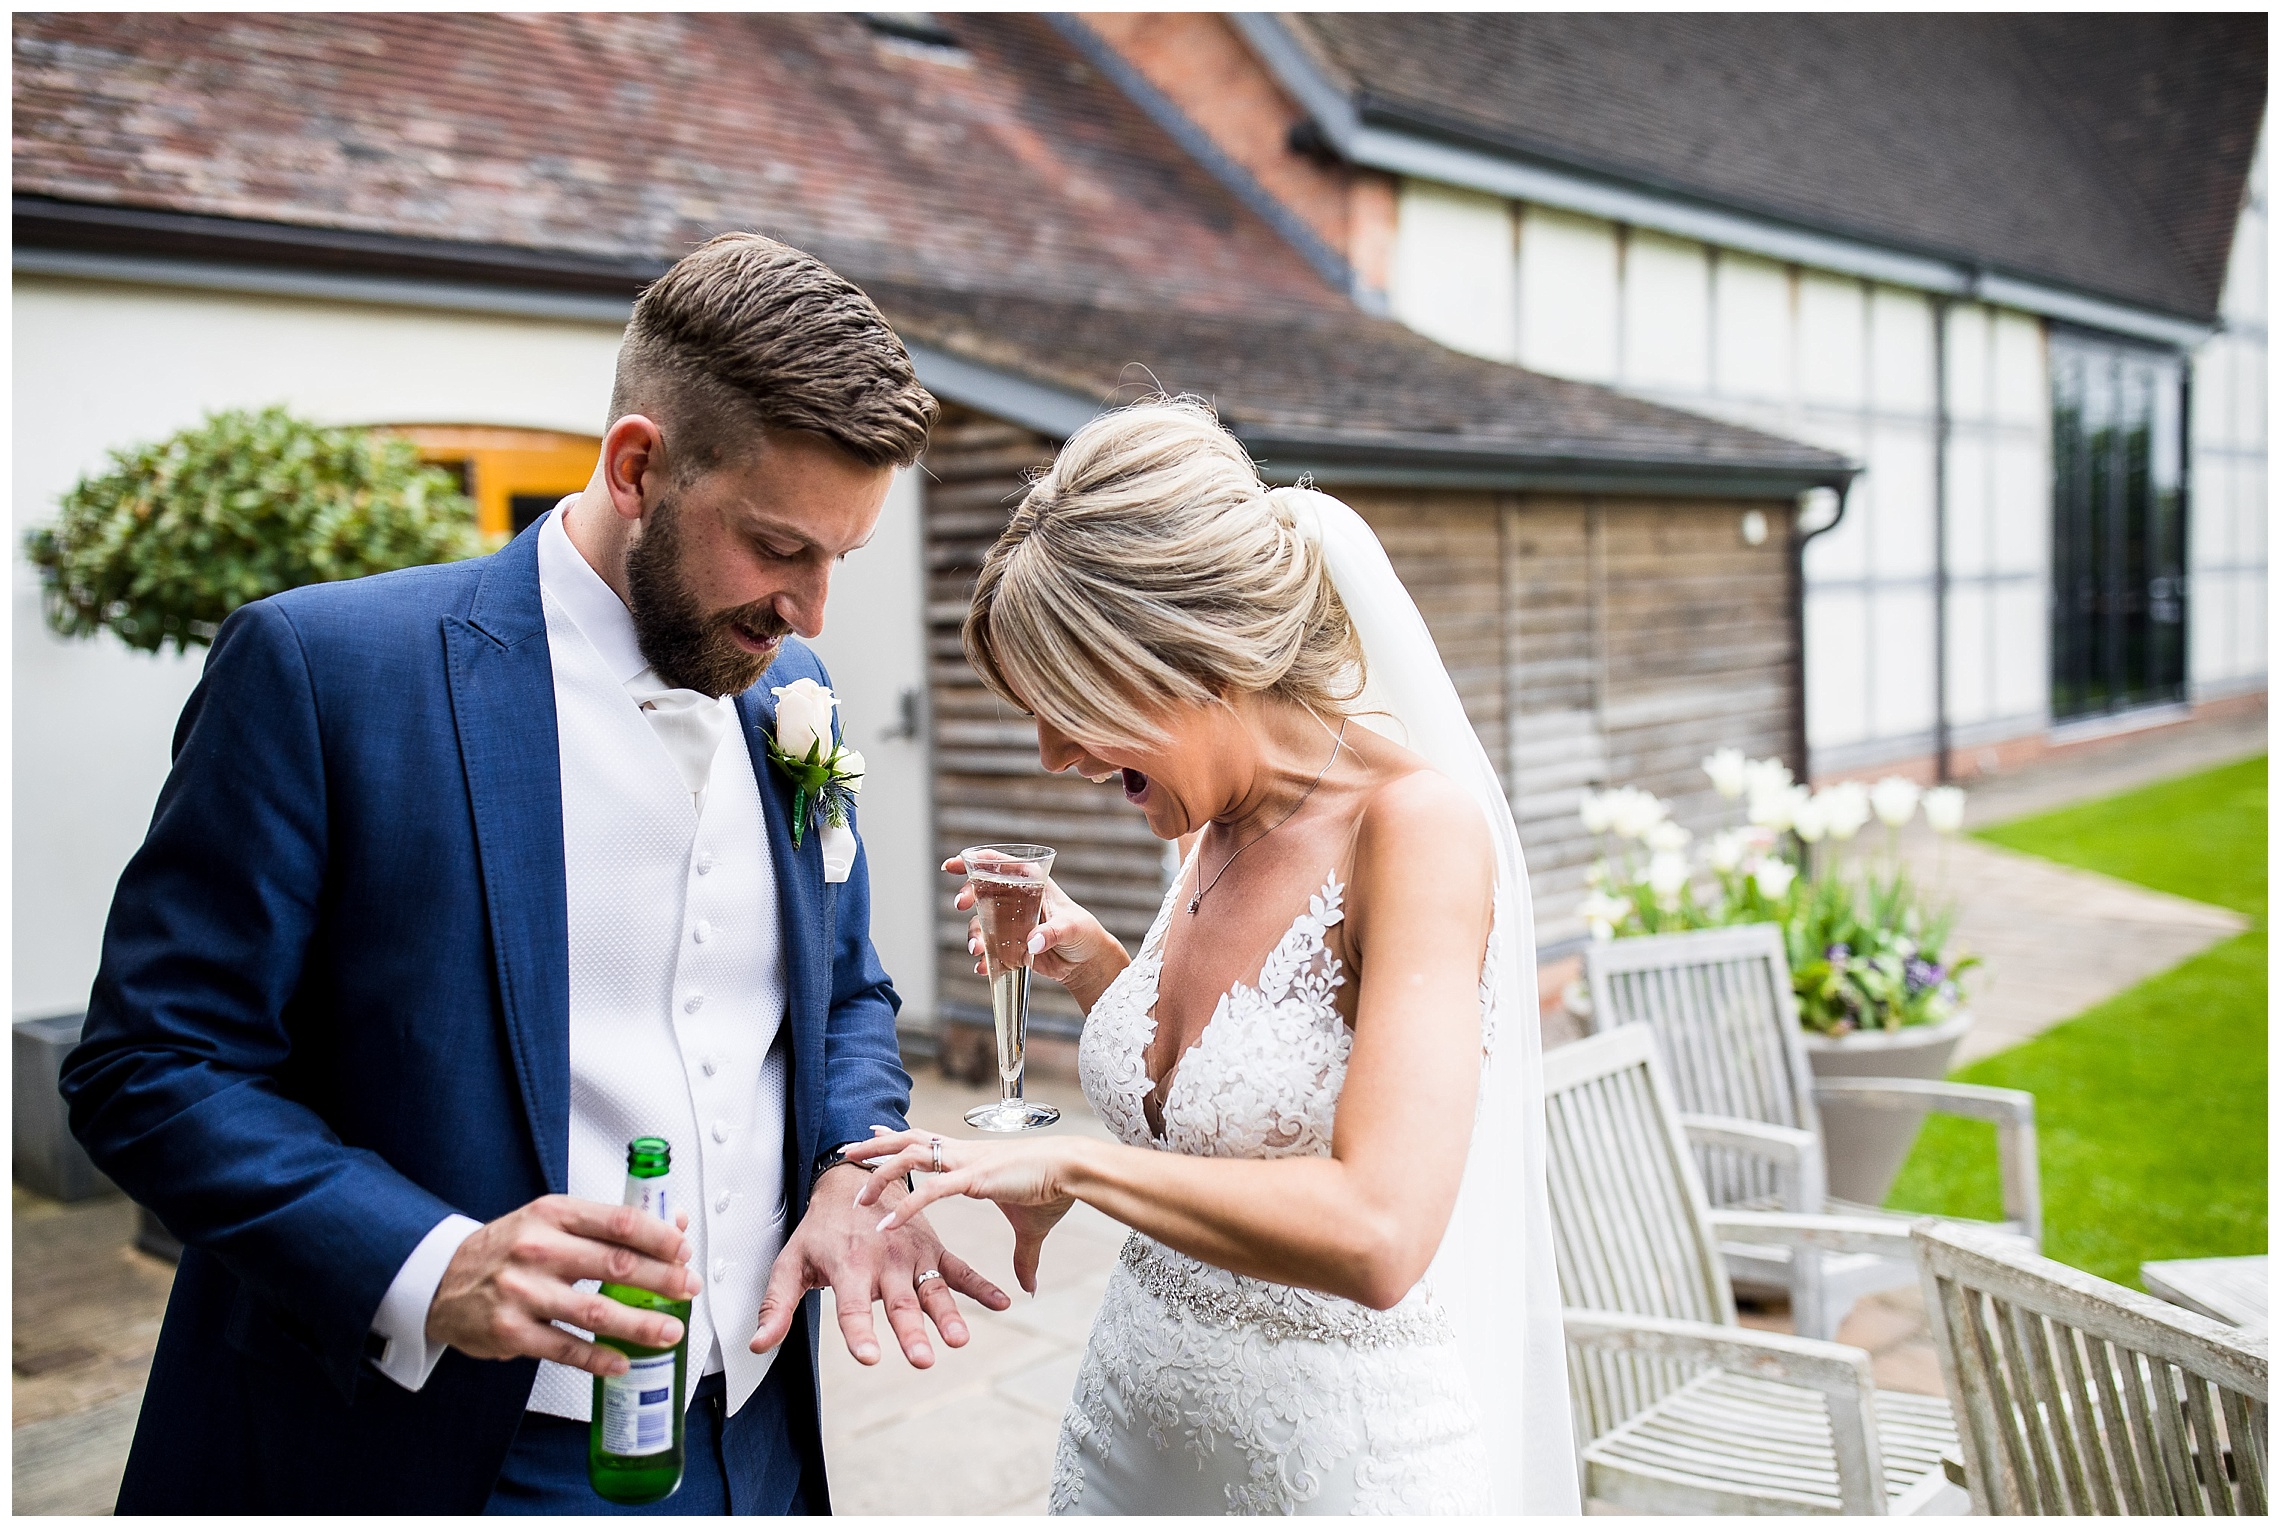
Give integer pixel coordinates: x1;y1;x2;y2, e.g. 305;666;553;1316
529;529;790;1423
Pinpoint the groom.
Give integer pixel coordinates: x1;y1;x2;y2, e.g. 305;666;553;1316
62;232;1006;1513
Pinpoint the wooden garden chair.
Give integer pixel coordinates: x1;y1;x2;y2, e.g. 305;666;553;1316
1545;1025;1963;1514
1583;923;2041;1339
1916;1220;2268;1514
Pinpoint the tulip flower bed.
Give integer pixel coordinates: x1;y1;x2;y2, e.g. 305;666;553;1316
1886;755;2268;1287
1579;752;1975;1034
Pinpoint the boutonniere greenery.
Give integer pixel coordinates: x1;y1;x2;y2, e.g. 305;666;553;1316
765;678;865;849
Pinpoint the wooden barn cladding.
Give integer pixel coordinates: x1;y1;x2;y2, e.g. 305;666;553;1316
921;404;1799;1045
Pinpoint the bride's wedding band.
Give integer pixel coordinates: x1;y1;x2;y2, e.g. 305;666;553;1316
915;1268;943;1287
929;1135;944;1174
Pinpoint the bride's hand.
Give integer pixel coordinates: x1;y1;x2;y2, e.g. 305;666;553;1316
848;1127;1084;1294
942;857;1127;997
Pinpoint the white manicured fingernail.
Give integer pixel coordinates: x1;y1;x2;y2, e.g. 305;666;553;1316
876;1214;895;1232
1027;931;1047;954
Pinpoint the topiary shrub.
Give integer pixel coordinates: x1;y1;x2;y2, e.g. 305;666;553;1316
24;406;484;654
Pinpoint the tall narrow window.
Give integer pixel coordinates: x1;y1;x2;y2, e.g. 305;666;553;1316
2048;334;2187;721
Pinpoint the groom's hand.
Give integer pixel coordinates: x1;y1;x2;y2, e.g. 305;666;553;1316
427;1195;702;1376
751;1164;1010;1368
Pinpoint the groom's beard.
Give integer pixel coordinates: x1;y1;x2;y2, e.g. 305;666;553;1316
625;492;791;697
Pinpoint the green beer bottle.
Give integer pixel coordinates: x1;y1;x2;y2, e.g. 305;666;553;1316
588;1137;691;1504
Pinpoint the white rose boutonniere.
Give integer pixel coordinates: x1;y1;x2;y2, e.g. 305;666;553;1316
765;678;866;852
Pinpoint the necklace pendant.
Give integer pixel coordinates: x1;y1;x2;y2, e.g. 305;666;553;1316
1187;894;1202;916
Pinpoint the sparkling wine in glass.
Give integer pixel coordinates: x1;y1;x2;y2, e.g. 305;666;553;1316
962;843;1061;1132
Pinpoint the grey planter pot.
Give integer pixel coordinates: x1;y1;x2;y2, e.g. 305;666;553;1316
1801;1011;1975;1207
13;1013;114;1202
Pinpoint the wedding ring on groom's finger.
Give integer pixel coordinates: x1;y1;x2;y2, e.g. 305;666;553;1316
915;1269;944;1290
929;1135;944;1175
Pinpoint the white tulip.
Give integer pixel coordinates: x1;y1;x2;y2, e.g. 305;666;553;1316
1752;857;1798;899
770;677;840;759
837;748;867;794
1791;792;1831;844
1580;890;1633;941
1743;757;1794;803
1922;785;1966;834
1748;782;1807;834
1647;850;1689;902
1702;747;1749;800
1579;790;1615;836
1870;776;1922;828
1608;787;1670;841
1707;828;1749;873
1645;820;1692;854
1818;781;1873;841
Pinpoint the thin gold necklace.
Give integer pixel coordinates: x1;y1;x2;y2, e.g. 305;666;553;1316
1187;718;1350;917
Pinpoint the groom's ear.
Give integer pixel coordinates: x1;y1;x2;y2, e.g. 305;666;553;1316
601;414;667;523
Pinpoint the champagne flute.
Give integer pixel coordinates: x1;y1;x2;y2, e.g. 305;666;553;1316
960;843;1061;1132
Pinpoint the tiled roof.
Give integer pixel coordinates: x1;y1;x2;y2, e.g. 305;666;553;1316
1289;13;2265;321
12;11;1341;319
872;282;1850;486
11;11;1847;484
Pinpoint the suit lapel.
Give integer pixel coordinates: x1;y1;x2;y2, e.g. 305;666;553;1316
445;529;572;1193
738;678;830;1178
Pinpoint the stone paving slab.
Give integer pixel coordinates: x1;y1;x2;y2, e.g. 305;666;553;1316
816;1071;1122;1516
1898;833;2246;1064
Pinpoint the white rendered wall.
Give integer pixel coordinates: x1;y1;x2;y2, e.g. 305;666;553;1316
2190;124;2271;700
12;276;937;1027
1392;193;2074;774
1391;181;1514;363
800;466;938;1037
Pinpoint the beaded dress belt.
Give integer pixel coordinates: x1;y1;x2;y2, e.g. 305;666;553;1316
1117;1234;1454;1350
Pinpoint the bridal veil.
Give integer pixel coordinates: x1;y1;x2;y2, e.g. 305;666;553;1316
1283;487;1580;1514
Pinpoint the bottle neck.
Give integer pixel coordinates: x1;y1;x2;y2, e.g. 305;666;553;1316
623;1169;671;1224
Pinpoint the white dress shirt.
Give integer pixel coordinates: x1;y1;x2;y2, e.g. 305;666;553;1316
369;506;792;1421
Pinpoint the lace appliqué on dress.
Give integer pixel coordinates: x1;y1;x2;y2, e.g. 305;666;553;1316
1056;873;1492;1515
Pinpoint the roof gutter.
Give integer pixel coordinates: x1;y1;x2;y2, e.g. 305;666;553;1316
1228;14;2217;352
1234;425;1855;499
14;195;652;323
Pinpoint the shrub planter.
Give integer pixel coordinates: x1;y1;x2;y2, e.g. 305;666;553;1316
1801;1010;1975;1206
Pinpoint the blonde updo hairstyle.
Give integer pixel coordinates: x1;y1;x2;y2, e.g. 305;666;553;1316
963;395;1365;752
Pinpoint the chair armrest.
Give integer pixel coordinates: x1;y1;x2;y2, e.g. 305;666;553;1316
1813;1076;2031;1127
1678;1113;1826;1212
1709;1208;1921;1260
1563;1306;1891;1514
1563;1308;1874;1399
1814;1078;2042;1247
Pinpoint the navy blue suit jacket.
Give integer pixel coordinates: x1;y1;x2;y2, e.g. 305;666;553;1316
62;522;913;1512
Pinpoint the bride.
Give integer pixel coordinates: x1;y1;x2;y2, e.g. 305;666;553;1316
850;398;1576;1515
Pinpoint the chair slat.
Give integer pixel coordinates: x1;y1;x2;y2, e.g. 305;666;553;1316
2088;1334;2159;1514
2218;1390;2266;1513
2050;1320;2125;1513
2149;1351;2209;1512
2032;1314;2102;1513
2182;1371;2235;1515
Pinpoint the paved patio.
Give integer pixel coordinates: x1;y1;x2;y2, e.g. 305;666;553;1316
12;710;2263;1513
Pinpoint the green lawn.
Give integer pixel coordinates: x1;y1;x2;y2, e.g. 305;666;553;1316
1884;754;2268;1287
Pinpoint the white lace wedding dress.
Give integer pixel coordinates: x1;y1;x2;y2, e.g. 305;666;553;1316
1048;868;1495;1515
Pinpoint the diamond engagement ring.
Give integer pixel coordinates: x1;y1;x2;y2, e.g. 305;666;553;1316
929;1135;944;1174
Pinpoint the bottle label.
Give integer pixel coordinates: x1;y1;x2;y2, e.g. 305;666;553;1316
624;1172;669;1223
599;1352;677;1457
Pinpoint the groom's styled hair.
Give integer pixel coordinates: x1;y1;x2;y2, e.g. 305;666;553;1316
610;232;936;476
